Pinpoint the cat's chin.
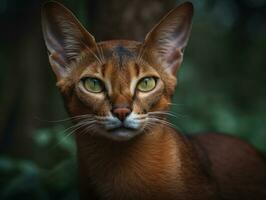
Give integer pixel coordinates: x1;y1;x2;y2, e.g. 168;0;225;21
105;127;141;141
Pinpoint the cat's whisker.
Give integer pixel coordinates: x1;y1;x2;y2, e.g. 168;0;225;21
149;111;187;119
149;112;176;118
130;116;148;121
95;115;112;120
137;45;143;62
137;45;147;64
49;119;96;150
81;40;103;65
132;118;146;122
148;111;178;119
167;102;185;107
52;117;96;140
34;114;94;123
99;44;106;63
94;43;103;63
59;119;95;137
148;116;184;134
78;123;97;136
55;120;86;136
62;122;88;138
64;119;97;137
95;43;105;64
135;113;148;117
147;117;177;129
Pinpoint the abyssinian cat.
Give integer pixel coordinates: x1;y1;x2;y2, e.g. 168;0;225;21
42;1;266;200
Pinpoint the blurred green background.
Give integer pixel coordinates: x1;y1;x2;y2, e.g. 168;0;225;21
0;0;266;199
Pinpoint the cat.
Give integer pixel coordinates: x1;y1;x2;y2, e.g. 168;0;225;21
42;1;266;200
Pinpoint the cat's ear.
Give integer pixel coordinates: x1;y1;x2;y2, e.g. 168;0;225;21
144;2;193;75
42;2;96;80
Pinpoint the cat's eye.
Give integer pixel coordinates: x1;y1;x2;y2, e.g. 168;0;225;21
82;78;104;93
137;77;157;92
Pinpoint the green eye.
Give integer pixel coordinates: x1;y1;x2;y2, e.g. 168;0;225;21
137;77;157;92
83;78;104;93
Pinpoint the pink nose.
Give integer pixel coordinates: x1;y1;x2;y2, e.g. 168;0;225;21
112;107;131;122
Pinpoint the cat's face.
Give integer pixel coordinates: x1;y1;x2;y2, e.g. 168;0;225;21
42;2;193;140
57;41;177;140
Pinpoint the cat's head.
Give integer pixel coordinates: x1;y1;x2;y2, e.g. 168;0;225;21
42;2;193;141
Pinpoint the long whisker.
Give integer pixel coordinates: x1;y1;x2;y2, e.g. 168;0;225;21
167;102;185;107
147;117;177;129
95;43;105;64
150;116;185;134
57;119;93;138
148;111;178;119
81;40;103;65
51;119;97;149
137;44;147;65
99;44;106;63
79;123;97;136
34;114;94;123
149;110;187;119
73;122;96;136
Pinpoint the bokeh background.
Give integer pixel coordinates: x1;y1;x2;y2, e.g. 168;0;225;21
0;0;266;199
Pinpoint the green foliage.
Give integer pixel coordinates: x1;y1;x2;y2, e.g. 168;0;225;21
0;127;78;200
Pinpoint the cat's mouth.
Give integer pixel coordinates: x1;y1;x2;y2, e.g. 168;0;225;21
106;126;140;141
96;113;145;141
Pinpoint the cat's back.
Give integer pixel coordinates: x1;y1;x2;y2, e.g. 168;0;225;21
190;133;266;200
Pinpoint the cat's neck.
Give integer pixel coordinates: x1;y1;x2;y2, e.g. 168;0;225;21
75;125;215;199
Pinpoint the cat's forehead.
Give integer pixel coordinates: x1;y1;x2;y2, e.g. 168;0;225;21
98;40;141;65
78;40;160;84
80;40;155;73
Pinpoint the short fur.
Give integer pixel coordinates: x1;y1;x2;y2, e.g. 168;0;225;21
42;2;266;200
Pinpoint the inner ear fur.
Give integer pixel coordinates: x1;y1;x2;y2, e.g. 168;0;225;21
144;2;194;75
42;1;97;80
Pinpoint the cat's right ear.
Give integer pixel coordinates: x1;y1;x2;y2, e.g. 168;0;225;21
42;2;96;80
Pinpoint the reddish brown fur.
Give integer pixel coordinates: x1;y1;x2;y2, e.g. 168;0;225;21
42;2;266;200
58;41;266;200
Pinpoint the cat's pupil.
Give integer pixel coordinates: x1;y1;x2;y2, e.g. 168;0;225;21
137;77;156;92
83;78;103;93
89;79;96;88
143;79;148;85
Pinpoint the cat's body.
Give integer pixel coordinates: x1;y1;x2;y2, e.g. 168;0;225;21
76;128;266;200
42;2;266;200
77;126;218;200
192;133;266;200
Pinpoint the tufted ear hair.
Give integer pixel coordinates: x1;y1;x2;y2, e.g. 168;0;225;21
42;1;96;80
144;2;193;75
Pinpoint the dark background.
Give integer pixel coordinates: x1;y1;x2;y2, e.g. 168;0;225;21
0;0;266;199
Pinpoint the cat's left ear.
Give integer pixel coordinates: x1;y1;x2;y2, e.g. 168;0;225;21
144;2;193;75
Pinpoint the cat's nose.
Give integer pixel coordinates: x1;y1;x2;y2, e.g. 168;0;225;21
112;107;131;122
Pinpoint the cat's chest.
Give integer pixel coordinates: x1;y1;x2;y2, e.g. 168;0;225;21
88;160;181;200
84;144;182;199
